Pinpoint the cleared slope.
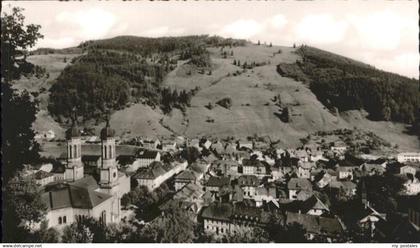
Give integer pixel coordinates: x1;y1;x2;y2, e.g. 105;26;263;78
13;53;81;139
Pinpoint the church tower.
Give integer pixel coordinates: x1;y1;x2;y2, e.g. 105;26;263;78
99;117;119;190
98;116;122;223
64;119;84;182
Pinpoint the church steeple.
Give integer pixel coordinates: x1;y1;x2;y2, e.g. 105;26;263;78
99;112;118;188
64;109;84;182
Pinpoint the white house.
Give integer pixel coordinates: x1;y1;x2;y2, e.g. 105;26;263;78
237;139;253;150
397;152;420;163
136;150;161;168
161;141;177;152
337;167;354;180
400;165;419;177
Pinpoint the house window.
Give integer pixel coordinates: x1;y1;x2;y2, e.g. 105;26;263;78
58;217;62;225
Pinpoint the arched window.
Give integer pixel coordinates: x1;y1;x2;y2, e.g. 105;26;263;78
104;145;107;159
63;216;67;224
113;172;117;178
69;145;72;159
73;145;77;158
108;145;112;158
58;217;62;225
100;210;106;225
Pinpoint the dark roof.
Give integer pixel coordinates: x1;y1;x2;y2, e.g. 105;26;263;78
201;202;233;221
300;195;329;213
42;182;112;210
336;160;362;168
134;162;166;179
286;212;344;235
116;155;136;166
175;170;196;181
238;175;259;187
287;178;312;191
137;150;159;159
201;202;275;224
70;176;100;191
205;176;230;187
242;159;265;168
82;155;101;163
50;162;65;173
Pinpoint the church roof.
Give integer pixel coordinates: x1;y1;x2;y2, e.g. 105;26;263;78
42;181;112;210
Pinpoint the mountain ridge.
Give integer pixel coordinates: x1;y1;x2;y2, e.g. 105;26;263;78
15;35;418;152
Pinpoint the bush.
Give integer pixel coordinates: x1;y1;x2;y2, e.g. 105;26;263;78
216;97;232;109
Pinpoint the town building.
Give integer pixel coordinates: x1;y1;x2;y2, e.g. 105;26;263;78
397;152;420;163
237;175;260;198
200;202;274;237
241;159;267;177
174;170;196;191
135;150;161;168
288;178;313;200
33;170;55;186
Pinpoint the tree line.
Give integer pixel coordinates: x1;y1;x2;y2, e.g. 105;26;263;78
277;45;419;127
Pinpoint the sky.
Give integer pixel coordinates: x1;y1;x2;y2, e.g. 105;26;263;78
3;1;419;78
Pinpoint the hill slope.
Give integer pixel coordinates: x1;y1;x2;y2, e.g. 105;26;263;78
17;36;419;151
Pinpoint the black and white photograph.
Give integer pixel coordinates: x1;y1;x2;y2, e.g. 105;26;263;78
1;0;419;245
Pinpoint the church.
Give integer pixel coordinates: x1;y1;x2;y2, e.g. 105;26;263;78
41;119;131;229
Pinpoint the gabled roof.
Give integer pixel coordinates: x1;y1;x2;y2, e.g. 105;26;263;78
201;202;233;221
42;183;112;210
175;170;196;181
287;178;312;191
205;176;230;187
173;182;203;200
242;158;265;168
134;162;166;179
69;176;100;191
137;150;159;159
301;195;329;213
286;212;344;235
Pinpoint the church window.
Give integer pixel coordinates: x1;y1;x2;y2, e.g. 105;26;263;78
100;210;106;225
108;145;112;158
113;172;117;178
58;217;62;225
69;146;72;159
73;145;77;158
63;216;67;224
104;146;107;159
